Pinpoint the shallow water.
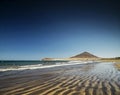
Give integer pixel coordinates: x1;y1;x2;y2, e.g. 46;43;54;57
0;61;68;71
0;62;120;95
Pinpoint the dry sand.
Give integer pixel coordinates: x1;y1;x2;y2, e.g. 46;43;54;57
0;62;120;95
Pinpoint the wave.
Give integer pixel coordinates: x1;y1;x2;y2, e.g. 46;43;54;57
0;61;90;72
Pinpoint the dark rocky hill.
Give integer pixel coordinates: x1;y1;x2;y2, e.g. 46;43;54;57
71;52;98;58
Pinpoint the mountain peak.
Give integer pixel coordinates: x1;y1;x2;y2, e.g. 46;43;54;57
71;51;98;58
82;51;91;54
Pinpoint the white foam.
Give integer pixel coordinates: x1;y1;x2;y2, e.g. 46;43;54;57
0;61;93;72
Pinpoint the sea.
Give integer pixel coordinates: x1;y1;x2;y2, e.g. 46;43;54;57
0;60;70;72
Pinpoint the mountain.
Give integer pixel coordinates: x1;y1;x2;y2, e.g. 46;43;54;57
71;52;98;58
42;51;99;61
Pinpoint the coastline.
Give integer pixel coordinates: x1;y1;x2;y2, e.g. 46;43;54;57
0;60;99;72
0;62;120;95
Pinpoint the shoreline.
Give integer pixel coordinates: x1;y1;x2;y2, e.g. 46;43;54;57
0;61;100;72
0;62;120;95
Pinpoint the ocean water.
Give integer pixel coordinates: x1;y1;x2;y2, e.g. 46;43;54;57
0;60;68;72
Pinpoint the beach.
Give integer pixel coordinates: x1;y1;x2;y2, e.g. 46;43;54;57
0;62;120;95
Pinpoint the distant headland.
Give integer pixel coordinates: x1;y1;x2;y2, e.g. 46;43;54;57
42;51;120;61
42;51;100;61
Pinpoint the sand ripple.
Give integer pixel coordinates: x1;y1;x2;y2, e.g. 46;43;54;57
0;62;120;95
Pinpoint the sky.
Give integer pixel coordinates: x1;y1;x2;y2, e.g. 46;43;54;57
0;0;120;60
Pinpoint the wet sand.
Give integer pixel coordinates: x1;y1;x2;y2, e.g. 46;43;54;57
0;62;120;95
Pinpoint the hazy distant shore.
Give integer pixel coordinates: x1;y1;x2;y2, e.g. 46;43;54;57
0;62;120;95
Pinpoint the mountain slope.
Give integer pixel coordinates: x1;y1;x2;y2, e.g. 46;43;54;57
71;52;98;58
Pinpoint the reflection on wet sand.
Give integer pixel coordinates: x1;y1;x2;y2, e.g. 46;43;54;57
0;62;120;95
114;63;120;70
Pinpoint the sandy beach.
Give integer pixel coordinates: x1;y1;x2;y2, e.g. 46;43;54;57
0;62;120;95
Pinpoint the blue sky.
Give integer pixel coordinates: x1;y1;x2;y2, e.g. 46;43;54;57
0;0;120;60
